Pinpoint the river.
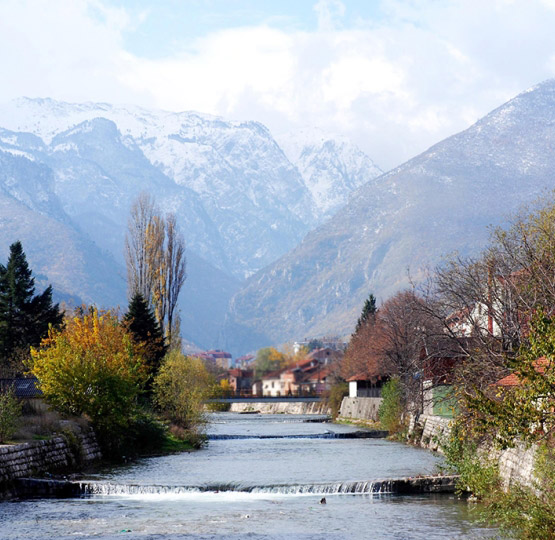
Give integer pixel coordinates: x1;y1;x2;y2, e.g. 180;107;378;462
0;413;495;539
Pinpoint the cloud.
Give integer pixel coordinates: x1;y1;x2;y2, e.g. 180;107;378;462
1;0;555;169
314;0;346;31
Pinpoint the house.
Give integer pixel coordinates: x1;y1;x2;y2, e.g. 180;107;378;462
261;369;286;396
293;336;347;355
259;349;340;396
228;368;253;396
347;372;388;398
194;350;233;370
493;357;550;388
235;354;255;369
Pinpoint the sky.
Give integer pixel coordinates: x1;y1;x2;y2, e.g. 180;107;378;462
2;0;555;169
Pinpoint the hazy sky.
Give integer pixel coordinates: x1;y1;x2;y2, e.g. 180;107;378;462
2;0;555;169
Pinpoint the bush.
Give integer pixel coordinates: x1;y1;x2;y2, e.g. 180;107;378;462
0;387;22;442
326;381;348;419
378;377;404;433
153;351;214;434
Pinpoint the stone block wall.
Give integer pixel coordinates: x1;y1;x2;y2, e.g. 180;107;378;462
494;442;537;490
0;429;101;485
411;414;538;491
417;414;452;453
338;397;382;421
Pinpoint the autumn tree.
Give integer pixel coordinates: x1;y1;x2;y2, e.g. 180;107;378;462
29;307;147;436
0;241;62;375
125;193;186;348
378;291;438;415
125;193;162;306
253;347;288;378
341;312;386;381
342;290;437;415
153;351;214;439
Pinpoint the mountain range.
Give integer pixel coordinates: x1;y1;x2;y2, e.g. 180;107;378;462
222;80;555;353
0;98;381;352
2;81;555;355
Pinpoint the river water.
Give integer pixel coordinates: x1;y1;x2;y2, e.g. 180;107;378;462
0;413;495;539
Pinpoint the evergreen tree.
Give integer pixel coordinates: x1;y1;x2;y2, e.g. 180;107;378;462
0;241;63;370
354;293;377;333
124;293;167;377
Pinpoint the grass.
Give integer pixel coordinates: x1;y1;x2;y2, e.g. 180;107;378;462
334;417;382;429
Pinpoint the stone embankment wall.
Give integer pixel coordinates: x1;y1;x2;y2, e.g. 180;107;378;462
411;414;538;490
338;397;382;422
0;430;101;490
229;401;330;415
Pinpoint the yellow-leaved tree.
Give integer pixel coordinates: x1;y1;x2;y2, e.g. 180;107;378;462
29;307;147;438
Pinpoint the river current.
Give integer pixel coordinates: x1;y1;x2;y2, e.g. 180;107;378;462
0;413;495;539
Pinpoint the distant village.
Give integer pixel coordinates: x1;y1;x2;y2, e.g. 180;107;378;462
192;337;347;398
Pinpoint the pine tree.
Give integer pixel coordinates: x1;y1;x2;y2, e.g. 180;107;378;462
124;293;167;377
0;241;63;371
354;293;377;333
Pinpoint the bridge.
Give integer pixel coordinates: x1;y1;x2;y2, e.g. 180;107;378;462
205;396;324;403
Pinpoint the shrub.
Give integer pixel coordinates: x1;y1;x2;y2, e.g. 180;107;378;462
0;387;22;442
378;377;404;433
326;381;348;419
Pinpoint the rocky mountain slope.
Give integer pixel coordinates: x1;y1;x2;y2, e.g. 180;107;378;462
223;80;555;352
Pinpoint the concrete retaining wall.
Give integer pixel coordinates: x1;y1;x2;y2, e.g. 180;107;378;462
0;430;101;490
229;401;330;415
338;397;382;421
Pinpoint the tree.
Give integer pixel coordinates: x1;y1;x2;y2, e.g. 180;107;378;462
0;241;62;374
29;307;147;435
419;196;555;401
124;293;167;380
355;293;377;333
342;290;436;416
253;347;288;379
125;193;163;307
125;194;186;348
153;350;214;434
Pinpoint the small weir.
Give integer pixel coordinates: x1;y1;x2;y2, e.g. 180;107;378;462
13;475;459;499
207;430;388;440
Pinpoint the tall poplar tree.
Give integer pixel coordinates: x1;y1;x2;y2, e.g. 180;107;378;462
125;193;187;348
0;241;63;372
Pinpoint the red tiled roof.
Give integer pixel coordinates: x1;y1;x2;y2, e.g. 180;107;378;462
495;357;550;387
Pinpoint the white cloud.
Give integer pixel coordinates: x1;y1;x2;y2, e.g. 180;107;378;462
314;0;346;31
2;0;555;169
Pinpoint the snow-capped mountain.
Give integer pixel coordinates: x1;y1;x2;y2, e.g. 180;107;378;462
278;128;382;219
223;79;555;352
0;98;381;351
